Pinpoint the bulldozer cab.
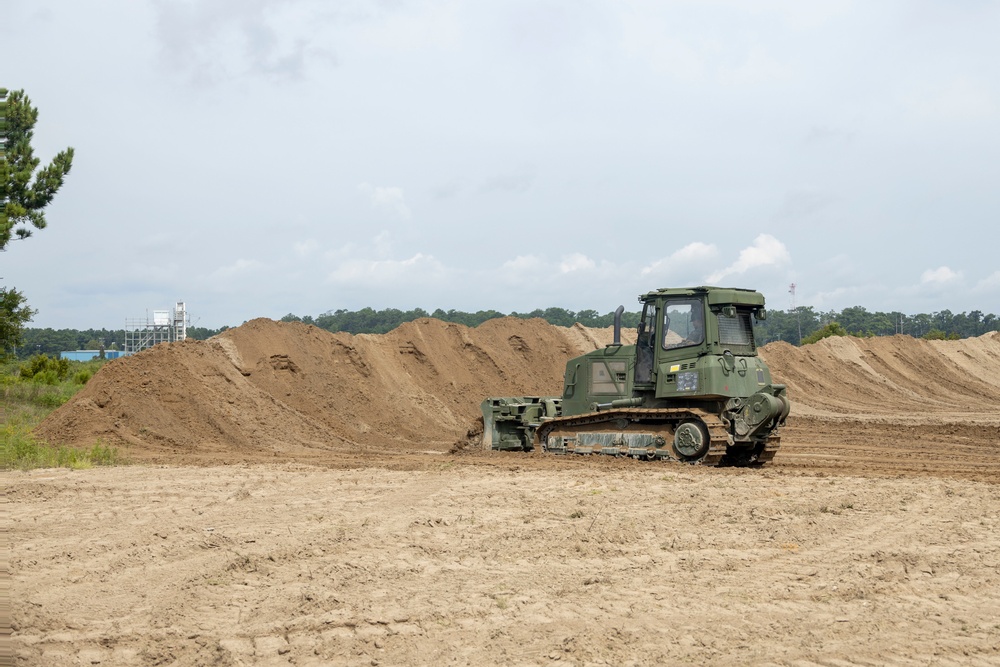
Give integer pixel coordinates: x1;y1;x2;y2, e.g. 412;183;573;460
639;286;765;357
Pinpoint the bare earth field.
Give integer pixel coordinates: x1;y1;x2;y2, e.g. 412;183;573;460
6;321;1000;665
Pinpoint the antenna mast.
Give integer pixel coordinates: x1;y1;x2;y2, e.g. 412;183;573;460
789;283;802;344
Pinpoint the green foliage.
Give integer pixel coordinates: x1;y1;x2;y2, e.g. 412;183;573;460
20;353;70;382
3;370;79;409
801;322;849;345
1;419;123;470
1;358;123;470
1;88;74;362
1;88;75;249
14;303;1000;352
17;327;128;357
922;329;961;341
315;307;433;334
755;305;999;345
186;325;228;341
0;286;35;359
307;306;640;335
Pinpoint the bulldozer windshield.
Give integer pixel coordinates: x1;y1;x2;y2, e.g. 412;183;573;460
662;299;704;350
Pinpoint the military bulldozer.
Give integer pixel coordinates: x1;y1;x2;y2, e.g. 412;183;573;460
481;286;790;466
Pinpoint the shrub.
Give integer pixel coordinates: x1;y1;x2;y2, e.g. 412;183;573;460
32;369;60;385
921;329;962;341
801;322;849;345
19;354;70;382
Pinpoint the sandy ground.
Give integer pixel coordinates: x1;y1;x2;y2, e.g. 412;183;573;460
7;323;1000;665
7;451;1000;666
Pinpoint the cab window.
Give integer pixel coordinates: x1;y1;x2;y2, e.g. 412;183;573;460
662;299;704;350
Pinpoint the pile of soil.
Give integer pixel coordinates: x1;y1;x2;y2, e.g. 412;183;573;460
35;318;635;462
759;331;1000;419
35;319;1000;466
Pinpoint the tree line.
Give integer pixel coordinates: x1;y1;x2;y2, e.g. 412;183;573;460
753;305;999;344
13;304;998;358
278;307;643;335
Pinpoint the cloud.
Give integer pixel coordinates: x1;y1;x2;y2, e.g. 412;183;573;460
502;255;545;273
804;125;854;145
718;46;791;86
372;230;393;257
431;180;463;200
210;258;265;278
293;239;319;257
906;76;998;123
920;266;963;286
356;2;462;52
559;253;596;273
641;242;718;277
814;253;858;280
206;259;268;291
358;183;412;220
706;235;791;284
327;253;448;287
153;0;338;84
974;271;1000;293
775;189;838;221
502;253;605;276
481;165;536;193
809;285;875;309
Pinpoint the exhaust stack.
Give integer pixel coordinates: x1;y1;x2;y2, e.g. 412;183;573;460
611;305;625;346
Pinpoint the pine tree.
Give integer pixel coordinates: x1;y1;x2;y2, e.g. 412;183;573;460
1;88;75;249
1;88;75;358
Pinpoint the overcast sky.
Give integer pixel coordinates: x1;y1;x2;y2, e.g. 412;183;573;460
4;0;999;330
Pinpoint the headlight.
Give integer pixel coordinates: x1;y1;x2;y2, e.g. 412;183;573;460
676;371;698;392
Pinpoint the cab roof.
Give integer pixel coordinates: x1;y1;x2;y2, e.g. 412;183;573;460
639;286;766;307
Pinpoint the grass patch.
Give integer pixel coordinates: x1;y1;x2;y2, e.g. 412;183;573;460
1;415;125;470
1;359;126;470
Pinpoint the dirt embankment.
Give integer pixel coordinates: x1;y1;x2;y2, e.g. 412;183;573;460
35;320;1000;479
759;332;1000;420
757;333;1000;482
35;318;635;462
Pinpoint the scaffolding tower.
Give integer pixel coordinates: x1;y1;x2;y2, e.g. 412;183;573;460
125;301;189;355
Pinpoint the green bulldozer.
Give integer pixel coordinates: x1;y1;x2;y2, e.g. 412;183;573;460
481;286;790;466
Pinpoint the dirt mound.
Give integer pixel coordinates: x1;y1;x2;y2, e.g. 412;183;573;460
36;319;1000;467
36;318;634;461
759;331;1000;420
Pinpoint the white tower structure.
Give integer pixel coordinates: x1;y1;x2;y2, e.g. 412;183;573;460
125;300;191;355
173;301;187;343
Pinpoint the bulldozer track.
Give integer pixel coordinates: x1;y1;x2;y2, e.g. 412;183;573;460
534;407;734;466
758;434;781;463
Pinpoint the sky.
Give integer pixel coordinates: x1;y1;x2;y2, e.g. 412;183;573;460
3;0;999;330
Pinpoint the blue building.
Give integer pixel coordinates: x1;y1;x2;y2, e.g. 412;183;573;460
59;350;125;361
